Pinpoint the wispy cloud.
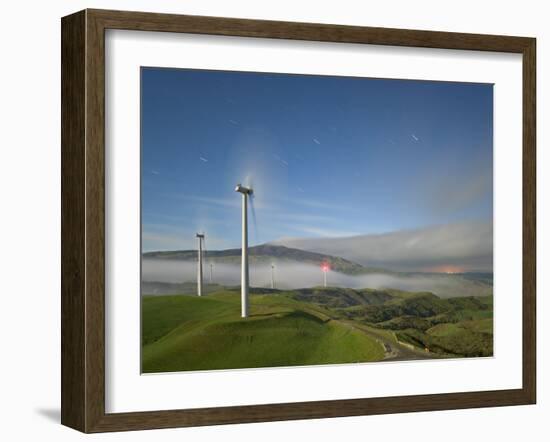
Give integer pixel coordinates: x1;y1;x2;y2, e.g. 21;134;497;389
142;232;194;251
176;194;241;209
174;194;271;210
282;197;356;212
272;221;493;272
142;224;231;252
426;171;492;214
271;212;339;224
412;153;493;216
293;226;360;238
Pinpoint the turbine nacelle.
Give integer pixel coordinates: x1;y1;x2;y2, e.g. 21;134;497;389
235;184;253;195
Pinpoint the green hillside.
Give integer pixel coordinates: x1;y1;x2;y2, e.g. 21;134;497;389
291;287;393;307
332;291;493;357
142;291;385;373
290;288;493;357
142;286;493;373
396;319;493;357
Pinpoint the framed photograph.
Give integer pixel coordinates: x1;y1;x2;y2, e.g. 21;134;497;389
61;9;536;433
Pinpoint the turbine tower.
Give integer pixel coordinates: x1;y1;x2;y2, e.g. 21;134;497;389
321;262;330;287
271;264;275;289
196;233;205;296
209;263;213;284
235;183;253;318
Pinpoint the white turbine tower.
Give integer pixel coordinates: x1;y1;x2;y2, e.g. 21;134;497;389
196;233;205;296
321;262;330;288
235;183;253;318
209;263;213;284
271;264;275;289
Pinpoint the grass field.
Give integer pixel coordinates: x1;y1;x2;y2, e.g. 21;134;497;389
142;286;493;373
142;291;385;373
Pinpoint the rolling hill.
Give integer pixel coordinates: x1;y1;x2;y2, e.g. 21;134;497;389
143;244;387;275
142;290;385;373
141;286;493;373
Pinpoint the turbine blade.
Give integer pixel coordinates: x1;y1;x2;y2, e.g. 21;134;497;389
249;195;259;244
245;174;254;191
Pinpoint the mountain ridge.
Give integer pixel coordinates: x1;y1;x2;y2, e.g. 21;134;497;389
143;244;392;275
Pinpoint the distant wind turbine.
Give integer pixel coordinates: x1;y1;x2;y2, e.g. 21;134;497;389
235;183;253;318
321;262;330;288
271;264;275;289
196;233;205;296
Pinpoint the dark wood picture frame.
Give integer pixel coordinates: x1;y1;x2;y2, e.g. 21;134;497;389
61;9;536;433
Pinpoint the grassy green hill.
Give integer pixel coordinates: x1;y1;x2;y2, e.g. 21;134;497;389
290;288;493;357
396;318;493;357
330;291;493;357
142;291;385;373
142;286;493;373
290;287;394;307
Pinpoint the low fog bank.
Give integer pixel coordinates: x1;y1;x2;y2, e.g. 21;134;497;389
272;221;493;272
142;259;492;298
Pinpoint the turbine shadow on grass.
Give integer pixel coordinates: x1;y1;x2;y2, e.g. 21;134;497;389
240;310;327;325
248;312;285;319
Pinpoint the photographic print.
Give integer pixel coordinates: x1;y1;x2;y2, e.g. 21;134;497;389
140;68;494;374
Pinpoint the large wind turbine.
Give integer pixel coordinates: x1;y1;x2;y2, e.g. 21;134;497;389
196;233;205;296
235;183;253;318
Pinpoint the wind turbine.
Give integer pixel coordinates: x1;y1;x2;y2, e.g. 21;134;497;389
196;233;205;296
209;263;214;284
271;263;275;289
235;183;253;318
321;262;330;288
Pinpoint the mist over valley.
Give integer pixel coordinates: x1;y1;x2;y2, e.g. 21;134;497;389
142;244;492;298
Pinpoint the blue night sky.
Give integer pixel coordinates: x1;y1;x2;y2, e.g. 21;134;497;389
141;67;493;258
